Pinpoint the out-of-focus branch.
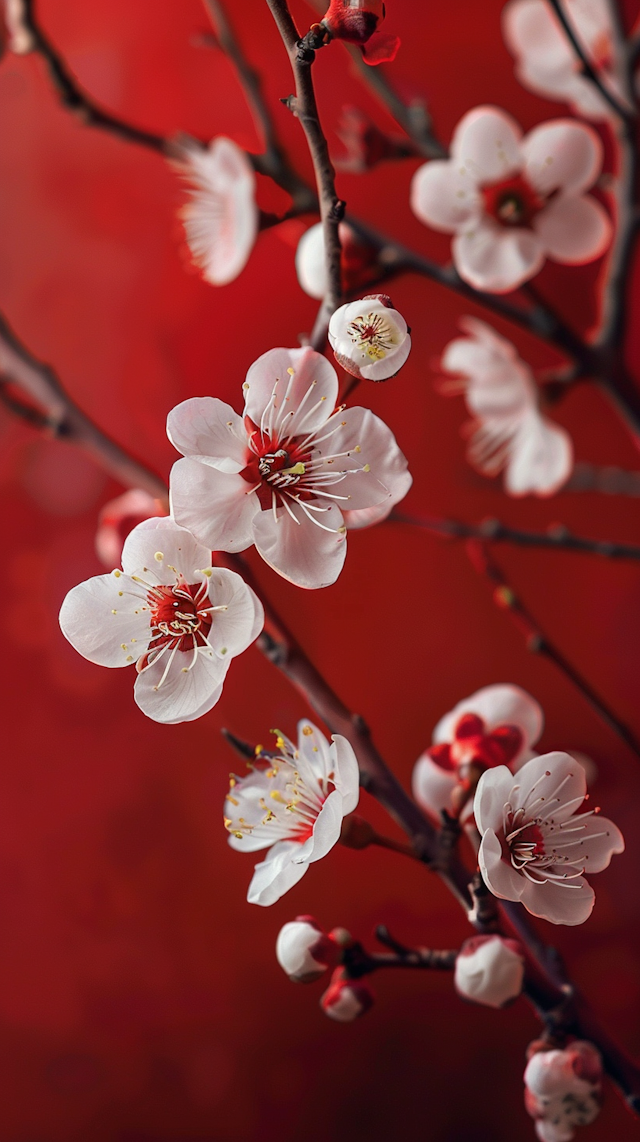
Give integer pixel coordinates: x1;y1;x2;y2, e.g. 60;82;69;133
466;540;640;760
341;928;458;979
0;311;168;501
545;0;636;121
390;509;640;562
566;461;640;496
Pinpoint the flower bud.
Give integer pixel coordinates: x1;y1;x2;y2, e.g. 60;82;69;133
95;489;167;568
276;917;337;983
320;1;399;65
328;295;411;382
320;967;374;1022
524;1041;603;1141
454;935;524;1008
295;222;376;300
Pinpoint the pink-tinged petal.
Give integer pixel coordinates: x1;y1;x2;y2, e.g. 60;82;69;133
297;720;334;784
410;160;481;233
204;567;264;657
247;840;309;906
451;105;523;182
478;828;526;900
134;646;227;724
474;766;515;834
95;489;164;570
252;499;347;589
331;736;360;814
434;684;544;751
243;347;338;435
412;753;457;819
167;398;247;472
453;221;544;292
59;575;151;668
534;194;611;263
519;875;595;925
522;120;603;196
513;752;587;821
361;30;401;64
505;411;573;497
320;405;410;511
121;516;211;581
169;457;259;553
343;468;412;529
549;814;624;873
299;790;344;864
179;136;258;286
295;222;328;299
503;0;574;69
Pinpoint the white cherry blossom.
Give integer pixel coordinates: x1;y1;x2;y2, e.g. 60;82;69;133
525;1041;603;1141
454;935;525;1008
328;295;411;381
503;0;627;121
224;722;360;907
412;683;543;820
475;752;624;925
276;917;337;982
441;317;573;496
59;517;263;724
410;106;611;293
175;136;258;286
168;346;411;589
320;968;374;1021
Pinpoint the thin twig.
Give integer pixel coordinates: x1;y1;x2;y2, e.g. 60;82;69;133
341;935;458;979
544;0;635;121
466;540;640;760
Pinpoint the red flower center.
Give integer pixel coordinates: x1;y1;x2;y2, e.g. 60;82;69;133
481;173;546;228
147;579;213;653
428;713;524;776
240;419;313;509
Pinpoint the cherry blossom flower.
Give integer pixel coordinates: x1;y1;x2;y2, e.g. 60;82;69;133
59;517;263;724
224;722;360;907
175;136;258;286
454;935;525;1008
320;968;375;1021
95;489;167;569
168;346;411;589
294;221;376;299
503;0;627;122
320;0;400;65
328;295;411;382
475;752;624;925
410;106;611;293
412;683;543;821
440;317;573;495
525;1041;603;1141
276;916;338;982
3;0;34;52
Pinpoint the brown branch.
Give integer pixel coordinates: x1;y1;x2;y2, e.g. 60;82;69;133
566;462;640;496
466;540;640;760
341;929;458;979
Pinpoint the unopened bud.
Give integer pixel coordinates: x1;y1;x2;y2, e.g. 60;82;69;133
319;0;399;64
276;917;337;983
455;935;524;1008
95;489;167;568
320;967;374;1022
524;1041;603;1141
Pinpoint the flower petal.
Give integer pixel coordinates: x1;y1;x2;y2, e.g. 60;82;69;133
474;765;515;834
331;735;360;814
343;468;412;529
169;457;259;552
167;398;247;472
522;119;603;197
505;411;573;497
512;752;587;821
121;516;211;581
59;575;151;667
503;0;574;71
179;136;258;286
247;840;309;906
412;752;458;818
451;105;523;182
519;875;595;925
410;160;481;233
300;790;345;864
434;684;544;752
243;347;339;436
134;645;228;724
204;567;264;657
320;405;410;511
549;814;624;873
297;720;334;784
252;499;347;589
453;221;544;292
533;194;611;263
478;827;525;900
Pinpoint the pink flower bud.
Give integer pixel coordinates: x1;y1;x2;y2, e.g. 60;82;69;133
320;967;374;1022
276;917;338;983
524;1041;603;1141
320;1;400;66
454;935;524;1008
95;490;167;569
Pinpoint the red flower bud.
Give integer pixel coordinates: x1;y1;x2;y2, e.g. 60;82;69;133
320;967;375;1022
321;1;400;66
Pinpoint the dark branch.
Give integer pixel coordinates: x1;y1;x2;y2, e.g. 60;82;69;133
545;0;635;121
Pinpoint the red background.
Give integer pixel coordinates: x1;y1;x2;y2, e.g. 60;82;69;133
0;1;639;1138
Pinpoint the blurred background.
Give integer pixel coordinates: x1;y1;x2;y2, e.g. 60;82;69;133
0;0;639;1138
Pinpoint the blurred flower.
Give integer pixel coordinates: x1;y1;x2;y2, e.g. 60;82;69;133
475;752;624;925
328;295;411;381
175;136;258;285
525;1041;603;1140
294;221;377;299
503;0;627;122
441;317;573;496
3;0;34;52
410;106;610;292
320;0;400;65
412;683;543;820
335;106;414;172
224;722;359;906
168;346;411;589
276;916;339;982
95;489;167;569
454;934;525;1008
320;967;375;1021
59;517;263;723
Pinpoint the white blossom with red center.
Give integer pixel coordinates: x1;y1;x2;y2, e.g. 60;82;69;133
475;752;624;925
175;136;258;286
503;0;628;122
224;722;359;906
168;346;411;589
524;1041;603;1141
328;295;411;381
59;517;263;724
320;968;374;1021
441;317;573;496
3;0;34;52
412;684;543;820
454;934;525;1008
410;106;611;293
320;0;400;65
